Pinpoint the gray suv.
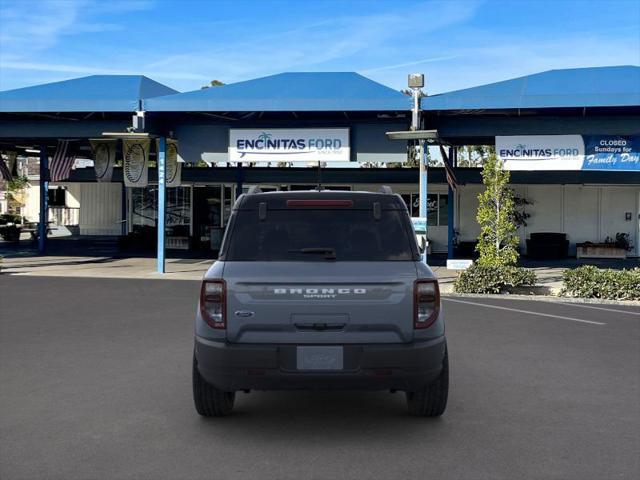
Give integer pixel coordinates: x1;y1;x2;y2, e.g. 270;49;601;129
193;188;448;416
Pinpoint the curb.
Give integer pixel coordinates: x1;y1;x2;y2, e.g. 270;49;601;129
442;291;640;307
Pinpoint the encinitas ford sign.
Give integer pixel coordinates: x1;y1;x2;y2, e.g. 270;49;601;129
497;135;640;171
497;135;585;170
229;128;350;162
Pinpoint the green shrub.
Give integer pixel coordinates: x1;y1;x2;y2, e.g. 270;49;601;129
453;264;537;294
561;265;640;300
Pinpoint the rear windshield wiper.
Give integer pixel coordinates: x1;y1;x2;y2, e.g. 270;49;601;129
288;247;337;260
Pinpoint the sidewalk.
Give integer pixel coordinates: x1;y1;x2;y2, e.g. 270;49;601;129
1;255;567;293
0;255;212;281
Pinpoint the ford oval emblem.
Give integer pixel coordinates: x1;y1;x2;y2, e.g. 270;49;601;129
234;310;255;318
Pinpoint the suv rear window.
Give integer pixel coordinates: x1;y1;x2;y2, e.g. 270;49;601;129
223;208;417;261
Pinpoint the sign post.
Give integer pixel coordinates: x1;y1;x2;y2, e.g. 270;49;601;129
408;73;427;263
157;137;166;274
419;141;428;263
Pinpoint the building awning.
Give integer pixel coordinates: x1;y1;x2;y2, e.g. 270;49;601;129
421;66;640;111
0;75;178;113
145;72;411;112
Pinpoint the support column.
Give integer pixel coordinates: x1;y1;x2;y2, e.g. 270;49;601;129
418;140;428;263
236;162;244;197
447;146;456;259
121;183;127;236
38;146;48;254
157;137;166;273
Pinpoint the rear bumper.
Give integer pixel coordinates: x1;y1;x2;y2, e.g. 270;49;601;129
194;336;447;392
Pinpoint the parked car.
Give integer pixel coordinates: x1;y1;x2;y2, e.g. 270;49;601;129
193;188;448;417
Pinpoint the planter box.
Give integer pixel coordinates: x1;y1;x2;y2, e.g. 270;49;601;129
576;244;627;259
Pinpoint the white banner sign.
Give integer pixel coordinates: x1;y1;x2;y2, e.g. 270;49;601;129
229;128;350;162
447;259;473;270
90;139;116;182
156;138;181;187
123;138;150;187
496;135;585;170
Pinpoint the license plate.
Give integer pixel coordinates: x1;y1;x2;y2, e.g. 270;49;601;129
296;346;343;371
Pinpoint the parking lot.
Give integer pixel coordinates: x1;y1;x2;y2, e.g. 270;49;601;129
1;275;638;480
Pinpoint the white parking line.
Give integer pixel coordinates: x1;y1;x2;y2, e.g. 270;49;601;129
553;302;640;316
443;298;607;325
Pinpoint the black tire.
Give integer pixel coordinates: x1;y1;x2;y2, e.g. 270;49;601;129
406;349;449;417
192;354;235;417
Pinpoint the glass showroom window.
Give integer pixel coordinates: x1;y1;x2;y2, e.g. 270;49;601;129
401;193;448;226
131;186;191;231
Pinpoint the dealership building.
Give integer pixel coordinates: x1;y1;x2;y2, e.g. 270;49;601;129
1;65;639;264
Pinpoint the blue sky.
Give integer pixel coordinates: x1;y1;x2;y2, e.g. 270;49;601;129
0;0;638;93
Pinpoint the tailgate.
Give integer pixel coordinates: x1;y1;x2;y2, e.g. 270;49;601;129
223;261;417;344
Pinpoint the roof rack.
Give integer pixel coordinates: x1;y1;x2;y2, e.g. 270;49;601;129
378;185;393;194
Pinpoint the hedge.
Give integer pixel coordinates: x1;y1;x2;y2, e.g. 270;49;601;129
453;264;537;294
561;265;640;300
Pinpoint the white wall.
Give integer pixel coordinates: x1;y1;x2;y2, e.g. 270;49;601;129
78;183;122;235
65;184;81;208
23;183;40;222
599;187;638;254
456;184;640;257
562;186;599;255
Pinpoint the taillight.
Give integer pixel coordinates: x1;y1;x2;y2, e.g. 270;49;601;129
414;279;440;329
200;279;226;329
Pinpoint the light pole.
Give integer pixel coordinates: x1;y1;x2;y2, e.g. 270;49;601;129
408;73;427;263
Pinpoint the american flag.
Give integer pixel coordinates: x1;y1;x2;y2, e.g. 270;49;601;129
439;145;458;190
49;140;77;182
0;156;12;181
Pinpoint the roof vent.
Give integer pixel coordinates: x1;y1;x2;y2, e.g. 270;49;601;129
378;185;393;194
247;186;262;195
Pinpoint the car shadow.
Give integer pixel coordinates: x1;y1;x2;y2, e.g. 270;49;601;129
194;390;448;443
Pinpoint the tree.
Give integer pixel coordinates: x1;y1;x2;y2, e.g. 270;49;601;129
201;80;225;89
6;175;29;215
457;145;495;167
475;153;519;266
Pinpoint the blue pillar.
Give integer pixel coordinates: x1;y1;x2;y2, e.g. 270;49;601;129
157;137;166;273
447;146;456;259
38;146;48;254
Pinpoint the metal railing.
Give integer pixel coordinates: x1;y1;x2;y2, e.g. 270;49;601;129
48;207;79;226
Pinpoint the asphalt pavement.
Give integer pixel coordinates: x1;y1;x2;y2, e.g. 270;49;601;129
1;276;638;480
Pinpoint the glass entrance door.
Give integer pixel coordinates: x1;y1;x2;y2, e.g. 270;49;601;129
192;185;235;255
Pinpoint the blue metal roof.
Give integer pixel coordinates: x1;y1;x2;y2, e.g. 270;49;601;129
422;66;640;111
145;72;411;112
0;75;178;113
